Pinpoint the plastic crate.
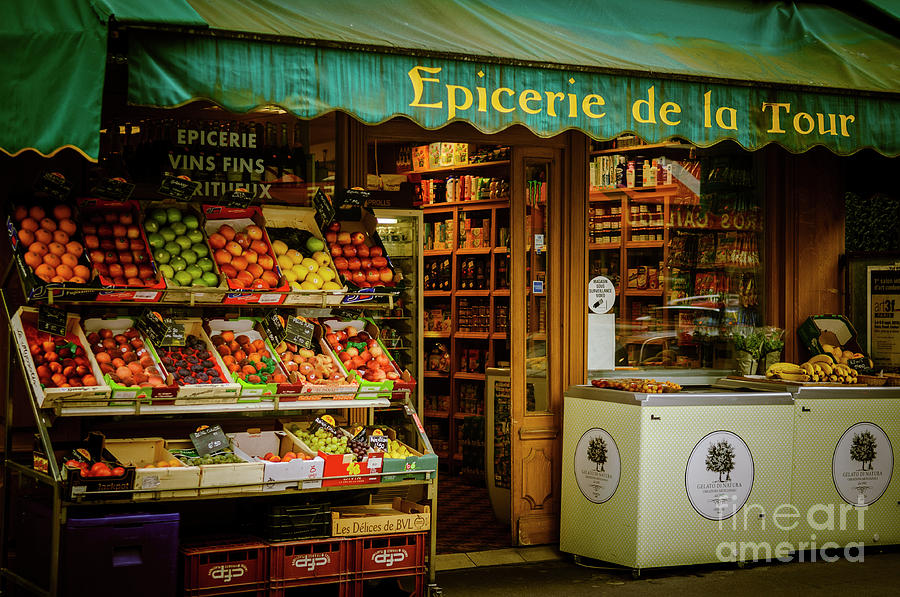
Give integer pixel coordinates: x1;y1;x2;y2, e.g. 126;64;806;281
269;537;348;582
183;582;267;597
61;512;180;597
268;579;350;597
181;536;268;593
265;503;331;542
351;533;426;577
348;574;425;597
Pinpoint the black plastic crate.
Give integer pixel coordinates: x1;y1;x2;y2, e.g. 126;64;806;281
265;503;332;542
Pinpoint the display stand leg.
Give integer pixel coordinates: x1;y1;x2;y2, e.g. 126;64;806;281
1;330;14;591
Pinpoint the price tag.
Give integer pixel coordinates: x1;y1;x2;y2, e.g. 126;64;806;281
35;171;71;200
261;311;285;346
220;189;253;208
369;435;390;452
341;188;369;208
91;178;135;201
311;416;339;437
313;188;335;232
284;316;316;349
190;425;230;457
136;308;185;346
159;175;201;201
37;304;68;337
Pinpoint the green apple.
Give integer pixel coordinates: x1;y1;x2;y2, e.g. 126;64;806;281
170;257;187;272
144;219;160;234
174;270;193;286
171;221;188;236
160;227;176;242
201;271;219;286
175;235;193;251
306;236;326;253
153;249;171;264
192;243;209;258
183;214;200;230
147;233;165;249
166;207;182;223
197;257;214;273
158;263;175;279
191;278;208;287
185;265;203;280
187;229;204;244
181;248;198;265
164;241;182;256
150;209;168;225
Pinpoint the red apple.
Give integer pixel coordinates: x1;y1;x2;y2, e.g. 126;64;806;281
94;262;109;276
360;258;372;270
379;267;393;283
220;264;238;278
126;276;143;286
84;235;100;249
342;245;357;258
250;239;268;255
250;279;269;290
126;226;141;239
89;249;105;264
257;254;274;271
108;263;124;278
225;241;243;257
138;265;154;279
218;224;236;241
330;245;343;257
370;246;383;258
351;270;367;286
214;249;232;265
100;239;116;251
114;238;129;251
118;252;133;264
129;239;144;251
333;257;349;270
366;269;380;283
372;256;388;268
261;270;280;287
325;232;337;243
113;224;127;238
120;213;133;225
234;233;251;250
347;257;361;271
337;232;351;245
208;233;226;250
356;245;370;258
350;231;366;245
328;221;341;232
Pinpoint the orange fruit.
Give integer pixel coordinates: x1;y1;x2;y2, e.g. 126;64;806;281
65;241;83;257
48;242;65;256
73;264;90;279
24;252;42;269
55;264;74;280
53;205;72;220
35;264;55;281
20;217;39;232
34;228;53;245
39;218;57;232
50;275;67;283
69;276;87;284
168;459;181;467
60;253;78;267
28;206;45;220
43;253;61;268
52;230;69;245
13;206;28;222
17;229;34;246
58;218;77;236
29;241;48;256
156;461;170;468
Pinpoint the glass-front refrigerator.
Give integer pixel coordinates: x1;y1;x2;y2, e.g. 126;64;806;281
373;208;424;416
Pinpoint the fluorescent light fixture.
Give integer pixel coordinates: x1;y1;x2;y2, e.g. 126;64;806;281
377;218;398;224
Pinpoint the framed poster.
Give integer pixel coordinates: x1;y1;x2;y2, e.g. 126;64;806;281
867;264;900;369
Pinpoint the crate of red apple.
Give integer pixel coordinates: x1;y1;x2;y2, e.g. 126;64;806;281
272;336;359;398
203;206;288;304
322;319;412;396
325;222;395;289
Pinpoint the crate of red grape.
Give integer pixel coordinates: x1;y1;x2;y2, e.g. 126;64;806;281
590;378;682;393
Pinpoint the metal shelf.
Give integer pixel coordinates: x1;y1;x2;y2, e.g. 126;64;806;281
53;397;391;418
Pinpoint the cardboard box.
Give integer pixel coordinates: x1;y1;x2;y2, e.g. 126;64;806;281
205;318;287;400
331;498;430;537
77;198;166;302
58;432;135;500
105;437;200;499
201;205;288;304
230;429;325;491
10;307;110;408
261;205;347;306
165;439;263;495
797;315;873;372
80;317;178;404
412;146;430;171
151;319;241;402
368;428;438;484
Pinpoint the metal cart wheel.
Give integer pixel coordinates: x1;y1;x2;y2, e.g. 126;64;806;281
632;568;641;579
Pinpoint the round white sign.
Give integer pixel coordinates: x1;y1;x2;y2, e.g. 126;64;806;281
685;431;754;521
587;276;616;314
833;422;893;507
574;428;620;504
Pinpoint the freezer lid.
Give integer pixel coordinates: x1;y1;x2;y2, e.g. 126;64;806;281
565;385;794;406
714;377;900;399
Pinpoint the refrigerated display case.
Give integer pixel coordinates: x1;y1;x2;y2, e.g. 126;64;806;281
374;208;424;417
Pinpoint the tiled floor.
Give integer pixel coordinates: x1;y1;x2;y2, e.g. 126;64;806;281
437;475;511;554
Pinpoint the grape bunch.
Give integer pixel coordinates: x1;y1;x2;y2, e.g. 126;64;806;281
348;438;369;461
297;428;350;456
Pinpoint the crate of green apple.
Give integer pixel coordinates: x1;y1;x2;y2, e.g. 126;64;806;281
143;204;223;302
78;198;166;300
325;221;395;289
322;319;405;393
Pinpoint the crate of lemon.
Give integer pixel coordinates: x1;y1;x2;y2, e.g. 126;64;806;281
264;230;345;308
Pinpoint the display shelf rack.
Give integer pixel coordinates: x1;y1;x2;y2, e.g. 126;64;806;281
454;372;486;380
415;159;509;174
591;142;693;155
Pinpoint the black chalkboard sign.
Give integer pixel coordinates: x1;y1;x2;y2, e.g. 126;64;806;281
190;425;230;457
311;416;339;437
220;189;253;208
137;308;185;347
284;316;315;349
91;178;135;201
261;311;285;347
313;188;335;231
341;188;369;208
35;171;72;201
369;434;390;452
159;175;201;201
37;304;68;337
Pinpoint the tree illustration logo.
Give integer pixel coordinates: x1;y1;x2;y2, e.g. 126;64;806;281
588;435;608;472
849;430;877;471
705;440;736;482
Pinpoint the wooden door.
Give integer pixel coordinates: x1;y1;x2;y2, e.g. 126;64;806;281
510;147;564;545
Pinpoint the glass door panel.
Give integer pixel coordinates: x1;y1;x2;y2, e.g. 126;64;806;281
524;162;549;413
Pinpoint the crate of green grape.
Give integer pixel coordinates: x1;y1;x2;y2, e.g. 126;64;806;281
283;418;384;486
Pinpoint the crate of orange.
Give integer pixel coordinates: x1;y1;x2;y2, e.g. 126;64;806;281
205;318;290;402
7;200;98;302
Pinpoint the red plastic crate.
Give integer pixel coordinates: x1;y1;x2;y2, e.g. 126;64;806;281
183;580;267;597
351;533;426;576
347;573;425;597
268;578;351;597
181;537;268;593
269;537;348;582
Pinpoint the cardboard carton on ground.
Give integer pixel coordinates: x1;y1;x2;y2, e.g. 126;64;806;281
331;498;430;537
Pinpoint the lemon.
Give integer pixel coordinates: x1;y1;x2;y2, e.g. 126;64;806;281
286;249;304;264
319;267;336;282
322;281;342;290
290;281;303;291
277;255;294;271
299;281;318;290
300;257;319;273
271;240;289;256
282;269;298;283
292;264;310;281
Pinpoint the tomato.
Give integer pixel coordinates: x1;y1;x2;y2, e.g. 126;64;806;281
64;459;80;468
90;462;110;476
111;467;125;476
263;452;275;461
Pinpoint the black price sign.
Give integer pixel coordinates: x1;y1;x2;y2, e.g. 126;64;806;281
91;178;135;201
311;416;339;437
137;308;185;347
284;316;316;349
313;188;335;231
261;311;286;346
341;188;369;208
37;304;68;337
159;175;201;201
190;425;230;457
369;434;390;452
35;171;72;201
220;189;253;208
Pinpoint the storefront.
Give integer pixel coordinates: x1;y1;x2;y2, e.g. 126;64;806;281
2;1;899;592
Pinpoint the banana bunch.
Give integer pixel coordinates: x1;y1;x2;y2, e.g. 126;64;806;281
765;362;810;382
800;355;859;383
